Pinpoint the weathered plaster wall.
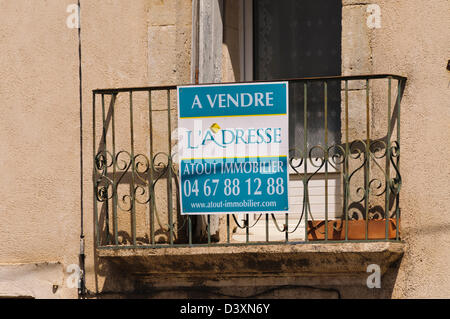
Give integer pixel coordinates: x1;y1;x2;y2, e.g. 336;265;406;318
373;0;449;299
0;0;82;299
0;0;192;298
343;0;450;298
0;263;66;298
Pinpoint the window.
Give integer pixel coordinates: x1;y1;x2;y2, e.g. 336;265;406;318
244;0;342;151
234;0;343;241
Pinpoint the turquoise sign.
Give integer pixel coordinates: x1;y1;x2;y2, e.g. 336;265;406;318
177;82;289;215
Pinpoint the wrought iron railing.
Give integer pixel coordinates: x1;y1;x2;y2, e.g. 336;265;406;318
93;74;406;249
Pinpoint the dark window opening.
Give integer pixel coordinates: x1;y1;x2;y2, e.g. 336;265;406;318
253;0;342;153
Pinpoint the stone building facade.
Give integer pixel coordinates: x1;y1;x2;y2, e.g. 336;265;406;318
0;0;449;298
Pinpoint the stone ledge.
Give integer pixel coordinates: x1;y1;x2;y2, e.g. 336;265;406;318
98;242;405;277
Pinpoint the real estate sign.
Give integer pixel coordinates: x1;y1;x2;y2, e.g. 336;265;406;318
177;82;289;214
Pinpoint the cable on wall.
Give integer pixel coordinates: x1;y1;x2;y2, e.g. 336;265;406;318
77;0;87;297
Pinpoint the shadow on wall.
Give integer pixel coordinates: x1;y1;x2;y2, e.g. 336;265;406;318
91;255;403;299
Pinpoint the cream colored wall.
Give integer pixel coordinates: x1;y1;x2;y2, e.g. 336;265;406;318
0;0;82;298
0;0;192;298
0;0;449;299
375;0;449;299
343;0;450;298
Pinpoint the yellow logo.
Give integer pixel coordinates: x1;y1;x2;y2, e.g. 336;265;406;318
210;123;221;134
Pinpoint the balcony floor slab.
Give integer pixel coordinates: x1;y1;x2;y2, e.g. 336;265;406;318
97;242;405;278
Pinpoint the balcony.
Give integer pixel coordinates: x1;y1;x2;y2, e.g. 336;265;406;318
92;75;406;291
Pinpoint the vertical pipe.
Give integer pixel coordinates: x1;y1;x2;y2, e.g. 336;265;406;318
265;213;269;242
77;0;85;296
365;79;370;240
324;81;328;241
129;91;137;247
385;78;392;240
167;90;174;245
148;90;156;246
